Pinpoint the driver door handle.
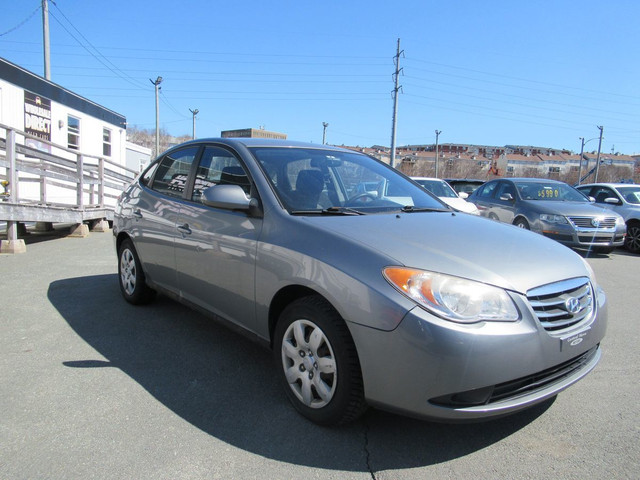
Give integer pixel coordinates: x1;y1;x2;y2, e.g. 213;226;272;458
177;223;192;235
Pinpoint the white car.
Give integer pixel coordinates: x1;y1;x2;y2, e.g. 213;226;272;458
412;177;480;215
576;183;640;254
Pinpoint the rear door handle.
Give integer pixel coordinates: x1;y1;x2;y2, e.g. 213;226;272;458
177;223;192;235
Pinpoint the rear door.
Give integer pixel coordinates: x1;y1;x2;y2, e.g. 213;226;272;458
132;146;200;292
471;181;499;218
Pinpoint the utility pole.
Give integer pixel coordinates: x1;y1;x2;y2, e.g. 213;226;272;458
390;38;403;168
594;126;604;182
150;76;163;157
434;130;442;178
42;0;51;80
577;137;585;185
189;108;199;139
322;122;329;144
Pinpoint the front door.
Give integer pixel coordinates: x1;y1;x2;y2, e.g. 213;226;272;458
174;145;262;332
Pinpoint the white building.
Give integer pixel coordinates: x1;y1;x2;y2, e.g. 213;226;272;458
0;57;128;204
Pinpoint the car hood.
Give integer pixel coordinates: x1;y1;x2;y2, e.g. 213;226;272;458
439;197;479;214
309;212;589;295
521;200;619;217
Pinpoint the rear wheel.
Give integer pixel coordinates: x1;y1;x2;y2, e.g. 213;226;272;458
274;296;366;425
625;222;640;254
118;239;155;304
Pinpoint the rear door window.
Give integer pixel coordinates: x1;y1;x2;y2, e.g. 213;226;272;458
150;147;200;198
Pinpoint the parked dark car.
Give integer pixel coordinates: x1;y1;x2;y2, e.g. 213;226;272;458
468;178;626;253
576;183;640;254
114;140;606;425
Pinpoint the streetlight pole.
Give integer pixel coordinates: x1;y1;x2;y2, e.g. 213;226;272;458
594;126;604;182
150;76;162;157
322;122;329;144
190;108;199;140
434;130;442;178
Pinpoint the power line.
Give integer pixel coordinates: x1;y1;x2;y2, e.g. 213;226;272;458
0;4;41;37
47;3;147;90
404;56;640;102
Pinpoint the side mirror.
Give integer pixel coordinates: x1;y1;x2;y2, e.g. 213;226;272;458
589;196;596;202
604;197;622;205
458;191;469;199
201;185;261;216
499;193;514;202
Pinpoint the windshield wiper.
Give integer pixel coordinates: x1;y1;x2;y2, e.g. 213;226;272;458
290;206;366;216
400;205;450;213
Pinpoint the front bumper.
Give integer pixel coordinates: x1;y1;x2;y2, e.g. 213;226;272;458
539;222;625;248
348;290;606;421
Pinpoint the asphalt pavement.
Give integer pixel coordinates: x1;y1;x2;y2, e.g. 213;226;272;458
1;230;638;479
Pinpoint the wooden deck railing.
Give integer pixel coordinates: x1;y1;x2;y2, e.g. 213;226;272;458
0;123;139;252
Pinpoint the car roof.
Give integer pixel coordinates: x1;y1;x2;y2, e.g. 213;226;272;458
411;177;446;182
578;183;639;188
173;137;350;152
497;178;567;184
444;178;484;182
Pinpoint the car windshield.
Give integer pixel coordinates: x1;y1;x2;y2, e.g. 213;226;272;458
249;147;447;214
414;179;458;198
617;186;640;204
515;181;588;202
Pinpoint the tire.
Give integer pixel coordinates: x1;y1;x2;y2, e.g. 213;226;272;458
625;222;640;254
514;218;530;229
118;238;156;305
273;295;366;425
488;213;499;221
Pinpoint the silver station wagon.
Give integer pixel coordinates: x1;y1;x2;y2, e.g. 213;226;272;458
114;139;606;425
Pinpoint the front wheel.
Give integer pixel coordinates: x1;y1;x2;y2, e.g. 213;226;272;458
625;223;640;254
273;296;366;425
514;218;530;229
118;239;155;305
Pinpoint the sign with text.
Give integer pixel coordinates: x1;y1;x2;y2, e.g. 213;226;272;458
24;91;52;141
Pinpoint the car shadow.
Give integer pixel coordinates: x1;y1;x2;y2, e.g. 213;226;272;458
48;274;553;472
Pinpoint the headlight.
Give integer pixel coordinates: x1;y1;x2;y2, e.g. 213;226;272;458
540;214;568;224
383;267;519;323
615;216;625;226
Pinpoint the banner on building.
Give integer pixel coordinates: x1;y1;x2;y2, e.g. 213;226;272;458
24;91;52;141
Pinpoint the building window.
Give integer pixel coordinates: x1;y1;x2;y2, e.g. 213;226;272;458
548;167;560;173
103;128;112;157
68;116;80;150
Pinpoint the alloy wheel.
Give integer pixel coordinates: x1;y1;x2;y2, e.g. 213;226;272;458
281;319;337;409
120;248;137;296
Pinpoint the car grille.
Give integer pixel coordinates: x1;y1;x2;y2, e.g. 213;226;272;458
568;216;617;229
430;346;599;407
577;234;614;243
526;277;594;332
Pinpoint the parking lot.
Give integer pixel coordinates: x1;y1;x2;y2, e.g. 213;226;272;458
1;230;638;480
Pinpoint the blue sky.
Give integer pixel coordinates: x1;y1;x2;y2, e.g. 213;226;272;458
2;0;639;154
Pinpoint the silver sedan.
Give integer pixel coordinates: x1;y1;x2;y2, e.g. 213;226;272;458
114;139;606;425
468;178;626;254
